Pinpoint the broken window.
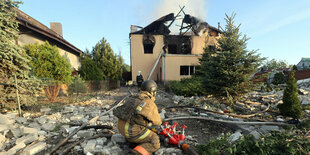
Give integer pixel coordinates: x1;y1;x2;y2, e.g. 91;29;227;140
180;66;196;76
165;35;191;54
168;44;177;54
143;35;155;54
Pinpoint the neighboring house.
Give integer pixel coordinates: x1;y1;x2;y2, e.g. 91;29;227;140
130;12;221;82
296;58;310;70
15;8;82;71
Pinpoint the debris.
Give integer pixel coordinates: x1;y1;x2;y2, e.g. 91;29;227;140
111;134;126;144
23;142;46;155
229;130;242;142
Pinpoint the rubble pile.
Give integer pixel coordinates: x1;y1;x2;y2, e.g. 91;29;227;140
0;101;182;154
0;82;309;154
165;82;310;142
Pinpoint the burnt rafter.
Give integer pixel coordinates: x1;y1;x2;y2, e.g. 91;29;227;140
132;6;220;36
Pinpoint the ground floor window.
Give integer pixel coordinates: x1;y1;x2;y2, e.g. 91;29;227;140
180;66;195;76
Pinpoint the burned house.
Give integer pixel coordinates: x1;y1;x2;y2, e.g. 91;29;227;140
130;11;221;82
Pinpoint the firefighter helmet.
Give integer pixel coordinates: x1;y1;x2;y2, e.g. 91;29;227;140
141;80;157;96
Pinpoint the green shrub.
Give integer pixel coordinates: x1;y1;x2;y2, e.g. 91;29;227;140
272;72;286;85
169;76;204;97
278;71;302;119
196;133;233;154
196;130;310;155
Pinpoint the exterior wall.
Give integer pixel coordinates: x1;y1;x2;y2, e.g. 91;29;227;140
131;34;164;82
18;33;80;70
163;55;200;81
130;30;219;82
191;30;218;55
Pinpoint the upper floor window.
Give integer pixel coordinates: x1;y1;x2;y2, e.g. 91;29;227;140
143;35;155;54
165;35;191;54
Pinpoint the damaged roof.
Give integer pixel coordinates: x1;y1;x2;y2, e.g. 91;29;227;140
131;13;221;36
15;8;82;56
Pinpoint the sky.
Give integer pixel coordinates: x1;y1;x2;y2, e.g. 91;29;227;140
19;0;310;65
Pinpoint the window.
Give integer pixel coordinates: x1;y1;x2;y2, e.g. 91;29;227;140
143;35;155;54
180;66;196;76
164;35;191;54
144;43;154;53
168;44;177;54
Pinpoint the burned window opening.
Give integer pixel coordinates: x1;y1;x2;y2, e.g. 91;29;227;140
165;35;191;54
168;44;177;54
143;35;155;54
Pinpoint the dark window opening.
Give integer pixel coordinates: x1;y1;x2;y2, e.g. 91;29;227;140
168;44;177;54
164;35;191;54
180;66;189;75
144;43;154;54
190;66;195;75
143;35;155;54
180;66;196;76
181;43;191;54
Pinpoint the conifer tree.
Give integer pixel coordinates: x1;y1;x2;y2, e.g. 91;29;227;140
79;50;103;81
0;0;41;109
278;71;302;119
199;13;264;100
92;37;123;80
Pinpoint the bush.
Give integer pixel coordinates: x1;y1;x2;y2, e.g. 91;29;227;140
278;71;302;119
196;130;310;155
169;76;204;97
25;42;72;101
272;72;286;85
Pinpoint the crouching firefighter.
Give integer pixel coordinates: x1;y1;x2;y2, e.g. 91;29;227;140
113;80;162;155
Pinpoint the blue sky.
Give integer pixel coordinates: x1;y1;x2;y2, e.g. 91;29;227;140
19;0;310;65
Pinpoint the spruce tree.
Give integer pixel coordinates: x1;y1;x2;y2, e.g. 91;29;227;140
199;13;264;100
79;53;103;81
92;37;123;80
0;0;41;109
278;71;302;119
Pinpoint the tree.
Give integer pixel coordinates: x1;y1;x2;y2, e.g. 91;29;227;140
79;53;103;81
25;41;72;101
199;13;264;100
278;71;302;119
272;72;286;85
0;0;41;109
92;37;123;80
263;59;288;71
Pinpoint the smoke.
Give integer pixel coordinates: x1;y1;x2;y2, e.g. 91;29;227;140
153;0;207;20
151;0;208;33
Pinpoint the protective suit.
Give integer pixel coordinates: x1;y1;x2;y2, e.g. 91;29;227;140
115;90;162;155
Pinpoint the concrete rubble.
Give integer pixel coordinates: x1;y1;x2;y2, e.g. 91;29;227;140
0;81;309;154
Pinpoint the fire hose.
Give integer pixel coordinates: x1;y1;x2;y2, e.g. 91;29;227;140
149;122;199;155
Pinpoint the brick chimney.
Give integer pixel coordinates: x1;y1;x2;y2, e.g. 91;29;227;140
50;22;63;37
